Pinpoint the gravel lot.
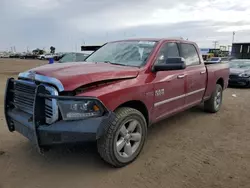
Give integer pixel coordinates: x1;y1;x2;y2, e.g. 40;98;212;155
0;59;250;188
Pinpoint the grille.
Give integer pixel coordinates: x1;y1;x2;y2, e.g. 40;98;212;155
13;80;59;124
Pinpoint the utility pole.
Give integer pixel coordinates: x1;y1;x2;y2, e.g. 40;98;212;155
232;31;235;44
212;41;219;49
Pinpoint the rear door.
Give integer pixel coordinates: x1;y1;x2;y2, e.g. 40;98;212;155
179;43;207;107
153;42;186;121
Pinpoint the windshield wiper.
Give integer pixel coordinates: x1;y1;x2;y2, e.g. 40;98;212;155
103;61;128;66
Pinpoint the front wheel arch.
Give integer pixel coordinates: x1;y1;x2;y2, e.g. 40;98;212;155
114;100;149;126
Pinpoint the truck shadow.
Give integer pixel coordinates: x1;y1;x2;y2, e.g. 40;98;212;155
16;105;209;170
228;86;250;90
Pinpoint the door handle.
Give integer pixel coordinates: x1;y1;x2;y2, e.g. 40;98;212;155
200;71;206;74
177;74;186;79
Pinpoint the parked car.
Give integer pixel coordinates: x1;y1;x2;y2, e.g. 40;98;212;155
58;52;89;63
205;57;230;64
38;53;54;60
20;53;38;59
4;38;229;167
0;53;10;58
9;53;21;58
228;59;250;87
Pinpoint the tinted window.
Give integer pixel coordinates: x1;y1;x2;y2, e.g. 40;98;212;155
180;43;200;66
155;42;180;64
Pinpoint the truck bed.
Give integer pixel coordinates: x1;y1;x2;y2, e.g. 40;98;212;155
203;62;230;100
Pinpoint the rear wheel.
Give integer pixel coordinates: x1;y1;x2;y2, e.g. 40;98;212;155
97;107;147;167
204;84;223;113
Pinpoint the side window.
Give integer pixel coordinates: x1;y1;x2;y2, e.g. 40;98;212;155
180;43;200;66
76;53;87;62
155;42;180;64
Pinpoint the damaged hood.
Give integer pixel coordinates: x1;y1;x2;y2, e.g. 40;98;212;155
24;62;139;91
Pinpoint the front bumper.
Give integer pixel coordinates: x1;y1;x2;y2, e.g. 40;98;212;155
228;77;250;87
4;78;115;151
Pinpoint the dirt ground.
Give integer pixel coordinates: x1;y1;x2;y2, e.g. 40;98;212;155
0;59;250;188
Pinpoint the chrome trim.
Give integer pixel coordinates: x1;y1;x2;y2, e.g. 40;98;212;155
18;71;64;92
185;88;205;97
156;99;202;120
154;94;185;107
42;85;59;124
13;79;59;124
154;88;206;107
177;74;186;79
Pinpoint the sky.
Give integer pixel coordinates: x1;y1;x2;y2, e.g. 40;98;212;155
1;0;250;52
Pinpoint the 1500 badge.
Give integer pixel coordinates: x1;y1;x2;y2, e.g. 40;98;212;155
155;89;164;96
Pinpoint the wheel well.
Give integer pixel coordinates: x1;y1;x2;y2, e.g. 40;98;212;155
216;78;224;89
116;100;149;125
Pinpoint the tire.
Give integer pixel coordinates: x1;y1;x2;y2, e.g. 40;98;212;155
204;84;223;113
97;107;147;167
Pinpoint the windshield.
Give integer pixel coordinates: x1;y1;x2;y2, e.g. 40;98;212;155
84;41;157;67
229;60;250;69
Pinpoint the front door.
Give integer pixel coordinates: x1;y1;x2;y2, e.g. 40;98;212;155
152;42;186;121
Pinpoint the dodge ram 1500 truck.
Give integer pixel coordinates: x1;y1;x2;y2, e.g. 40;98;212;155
4;38;229;167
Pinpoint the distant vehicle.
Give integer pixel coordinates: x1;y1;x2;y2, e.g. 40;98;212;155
4;38;229;167
9;53;21;58
38;53;54;60
205;57;230;64
20;53;38;59
0;53;10;58
228;59;250;87
58;52;89;63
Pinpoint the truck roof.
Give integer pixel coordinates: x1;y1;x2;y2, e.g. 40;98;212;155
110;38;194;44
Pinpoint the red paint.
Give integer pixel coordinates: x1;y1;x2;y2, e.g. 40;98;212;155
30;62;139;91
31;38;229;125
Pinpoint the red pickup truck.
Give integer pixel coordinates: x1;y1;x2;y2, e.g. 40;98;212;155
4;38;229;167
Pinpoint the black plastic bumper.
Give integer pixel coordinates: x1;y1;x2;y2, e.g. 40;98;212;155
228;77;250;87
4;78;115;151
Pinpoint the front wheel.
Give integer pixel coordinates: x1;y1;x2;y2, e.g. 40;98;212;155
204;84;223;113
97;107;147;167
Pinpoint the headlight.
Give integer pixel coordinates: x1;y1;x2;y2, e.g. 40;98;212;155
239;73;250;78
57;99;105;121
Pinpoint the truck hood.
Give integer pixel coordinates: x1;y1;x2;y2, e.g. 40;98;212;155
29;62;139;91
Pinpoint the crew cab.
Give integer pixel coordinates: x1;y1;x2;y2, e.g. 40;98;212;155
4;38;229;167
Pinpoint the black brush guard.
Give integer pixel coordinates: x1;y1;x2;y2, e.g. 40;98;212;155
5;78;46;152
4;78;115;153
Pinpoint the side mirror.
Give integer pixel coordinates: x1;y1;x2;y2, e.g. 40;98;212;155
154;57;186;72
